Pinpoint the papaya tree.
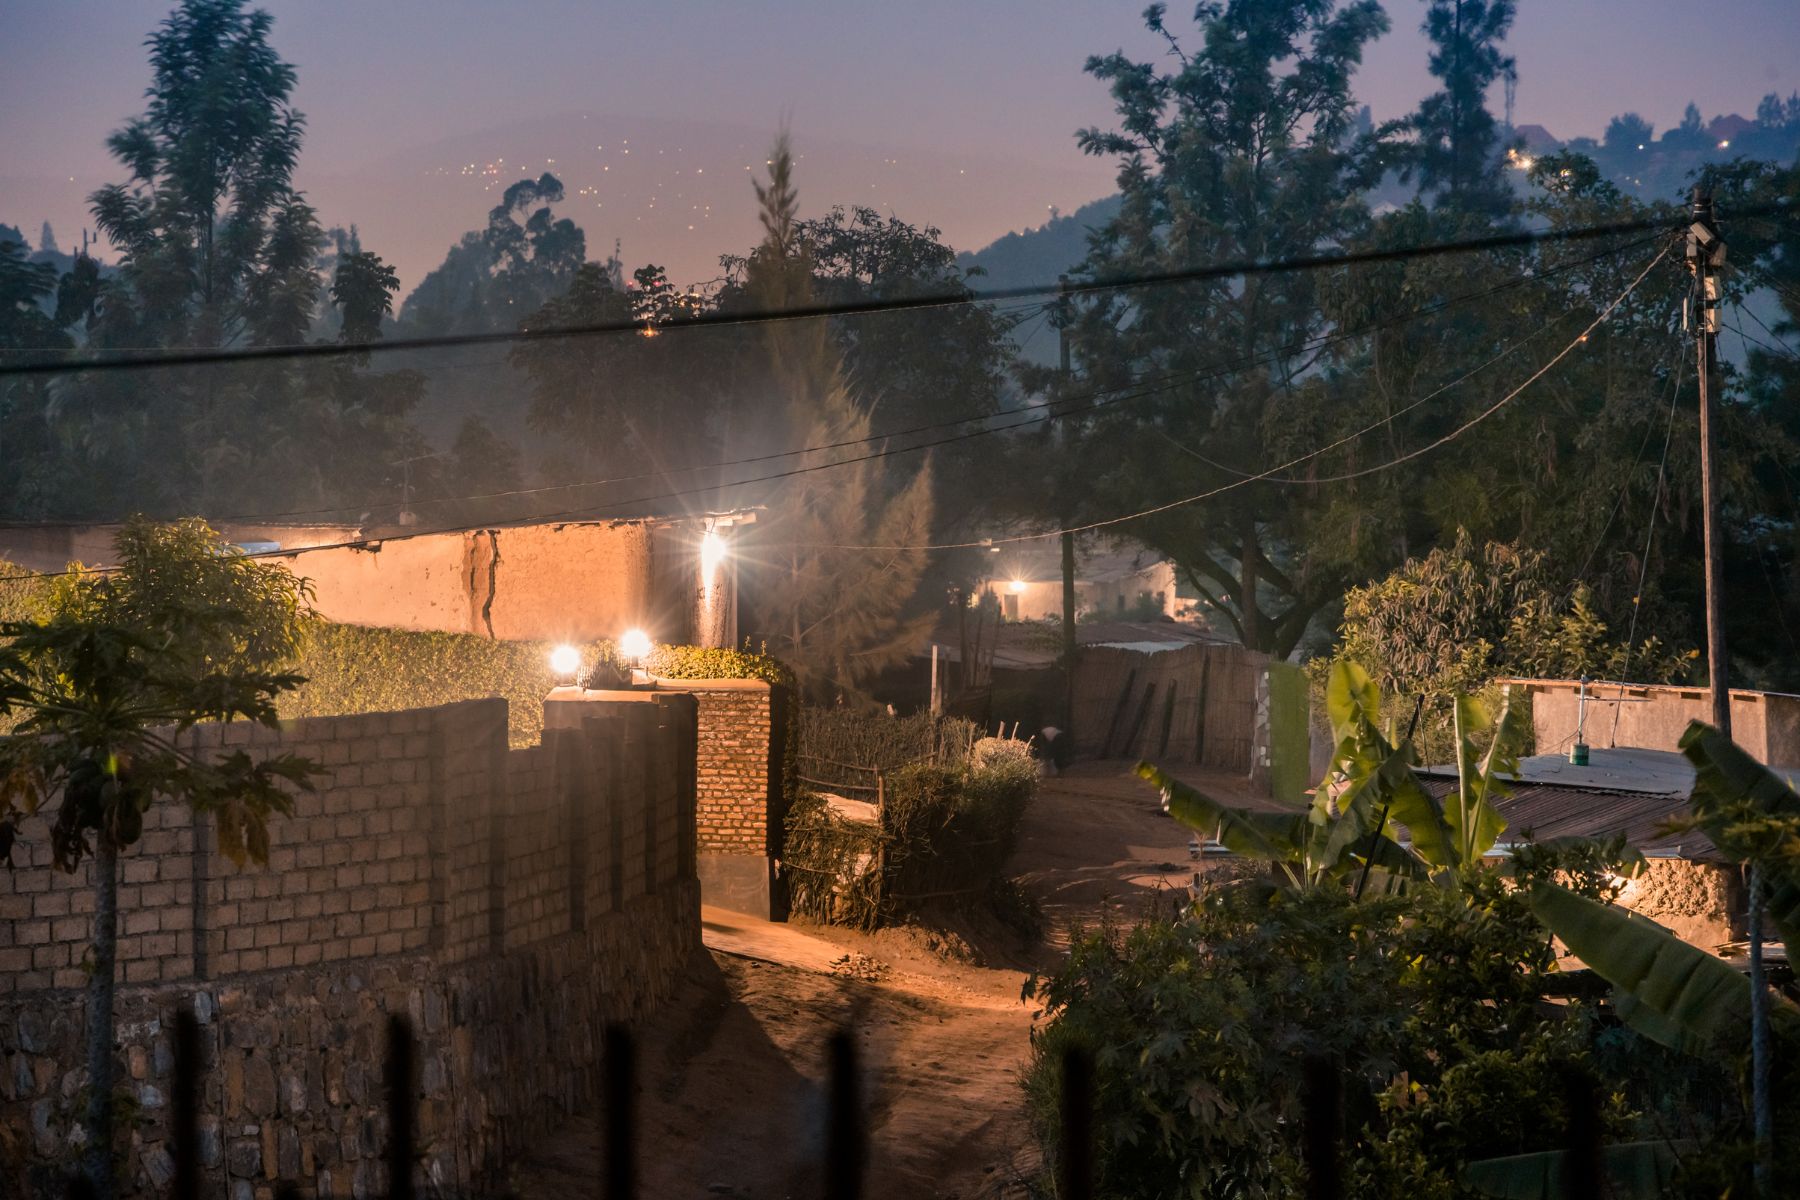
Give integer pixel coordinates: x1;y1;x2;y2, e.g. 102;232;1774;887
0;519;317;1199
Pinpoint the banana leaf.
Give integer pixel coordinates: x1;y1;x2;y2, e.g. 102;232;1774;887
1135;762;1310;863
1444;690;1522;868
1462;1140;1689;1199
1527;880;1800;1053
1678;720;1800;956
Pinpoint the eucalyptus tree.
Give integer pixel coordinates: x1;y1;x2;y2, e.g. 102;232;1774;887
1062;0;1393;656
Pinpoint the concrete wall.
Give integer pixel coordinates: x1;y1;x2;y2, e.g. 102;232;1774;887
1508;678;1800;765
0;697;701;1199
546;679;787;920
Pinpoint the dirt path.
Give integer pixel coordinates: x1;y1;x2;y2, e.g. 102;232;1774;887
508;760;1247;1198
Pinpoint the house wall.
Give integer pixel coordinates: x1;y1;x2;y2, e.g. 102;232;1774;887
998;560;1184;623
1508;678;1800;765
0;697;701;1199
0;519;744;649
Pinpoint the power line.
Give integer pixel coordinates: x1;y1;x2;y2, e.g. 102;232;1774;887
0;238;1672;578
826;241;1673;551
199;233;1658;526
0;209;1736;380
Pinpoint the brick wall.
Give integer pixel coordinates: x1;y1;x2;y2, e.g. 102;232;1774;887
0;695;701;1199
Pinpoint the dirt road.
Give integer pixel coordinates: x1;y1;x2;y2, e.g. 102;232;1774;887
508;760;1245;1198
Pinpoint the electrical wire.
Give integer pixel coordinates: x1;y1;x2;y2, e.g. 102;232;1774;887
1607;331;1687;747
194;233;1659;526
0;209;1732;379
827;240;1673;550
0;237;1672;577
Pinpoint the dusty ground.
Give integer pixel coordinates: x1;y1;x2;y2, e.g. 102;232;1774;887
507;760;1257;1199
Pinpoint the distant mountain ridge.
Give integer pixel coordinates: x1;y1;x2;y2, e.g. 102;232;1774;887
955;193;1121;296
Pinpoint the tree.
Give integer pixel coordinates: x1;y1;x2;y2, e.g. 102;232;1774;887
1062;0;1392;656
1411;0;1518;215
88;0;314;349
0;519;318;1199
397;173;587;337
1331;531;1695;756
330;249;399;346
737;138;936;700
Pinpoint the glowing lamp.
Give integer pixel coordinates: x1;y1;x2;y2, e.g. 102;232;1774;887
548;644;582;678
701;529;727;585
1008;579;1028;594
619;628;653;664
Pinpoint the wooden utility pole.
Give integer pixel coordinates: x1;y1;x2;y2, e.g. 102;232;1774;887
1058;276;1079;740
1690;191;1730;736
1689;188;1771;1198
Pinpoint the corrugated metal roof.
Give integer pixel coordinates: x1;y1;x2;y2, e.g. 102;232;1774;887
1418;747;1695;796
1420;778;1717;860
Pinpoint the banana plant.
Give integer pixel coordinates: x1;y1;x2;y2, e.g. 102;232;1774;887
1135;661;1527;888
1677;720;1800;956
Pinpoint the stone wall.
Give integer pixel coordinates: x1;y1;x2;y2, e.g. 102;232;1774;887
0;696;702;1199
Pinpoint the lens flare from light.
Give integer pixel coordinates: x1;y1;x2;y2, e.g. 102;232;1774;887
1008;579;1028;594
619;628;653;662
549;644;582;677
701;529;727;589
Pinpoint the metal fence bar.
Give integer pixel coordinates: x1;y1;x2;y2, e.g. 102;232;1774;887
1302;1055;1341;1200
826;1031;865;1200
171;1007;200;1200
1058;1044;1093;1200
1560;1065;1603;1197
604;1024;637;1200
385;1014;416;1200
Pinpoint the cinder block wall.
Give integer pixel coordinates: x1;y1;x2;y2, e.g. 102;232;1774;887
546;681;785;919
0;696;701;1199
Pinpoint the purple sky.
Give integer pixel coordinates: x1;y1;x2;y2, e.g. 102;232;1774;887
5;1;1798;293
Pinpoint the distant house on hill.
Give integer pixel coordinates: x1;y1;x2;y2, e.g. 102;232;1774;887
981;533;1196;624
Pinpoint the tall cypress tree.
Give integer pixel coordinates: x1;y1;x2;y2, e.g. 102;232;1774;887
1412;0;1518;215
740;136;935;701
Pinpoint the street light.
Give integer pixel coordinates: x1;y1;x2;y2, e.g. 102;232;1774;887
548;644;582;680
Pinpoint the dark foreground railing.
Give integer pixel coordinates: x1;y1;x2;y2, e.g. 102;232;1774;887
58;1005;1608;1200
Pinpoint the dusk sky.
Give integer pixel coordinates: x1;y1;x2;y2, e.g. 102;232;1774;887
6;0;1799;294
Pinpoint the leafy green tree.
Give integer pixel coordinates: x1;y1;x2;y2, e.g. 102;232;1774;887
0;519;317;1199
1410;0;1518;215
398;173;587;337
1062;0;1391;657
737;138;936;701
88;0;315;349
1330;531;1695;755
330;249;400;346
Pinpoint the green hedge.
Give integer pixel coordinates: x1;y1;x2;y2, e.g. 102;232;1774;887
284;629;800;747
281;622;617;747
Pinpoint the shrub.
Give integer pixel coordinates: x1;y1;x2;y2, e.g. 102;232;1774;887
784;755;1035;928
797;706;980;778
1021;864;1734;1199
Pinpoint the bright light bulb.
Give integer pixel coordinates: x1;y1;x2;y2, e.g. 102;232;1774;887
549;645;582;677
701;529;727;587
619;628;653;662
1008;579;1028;594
